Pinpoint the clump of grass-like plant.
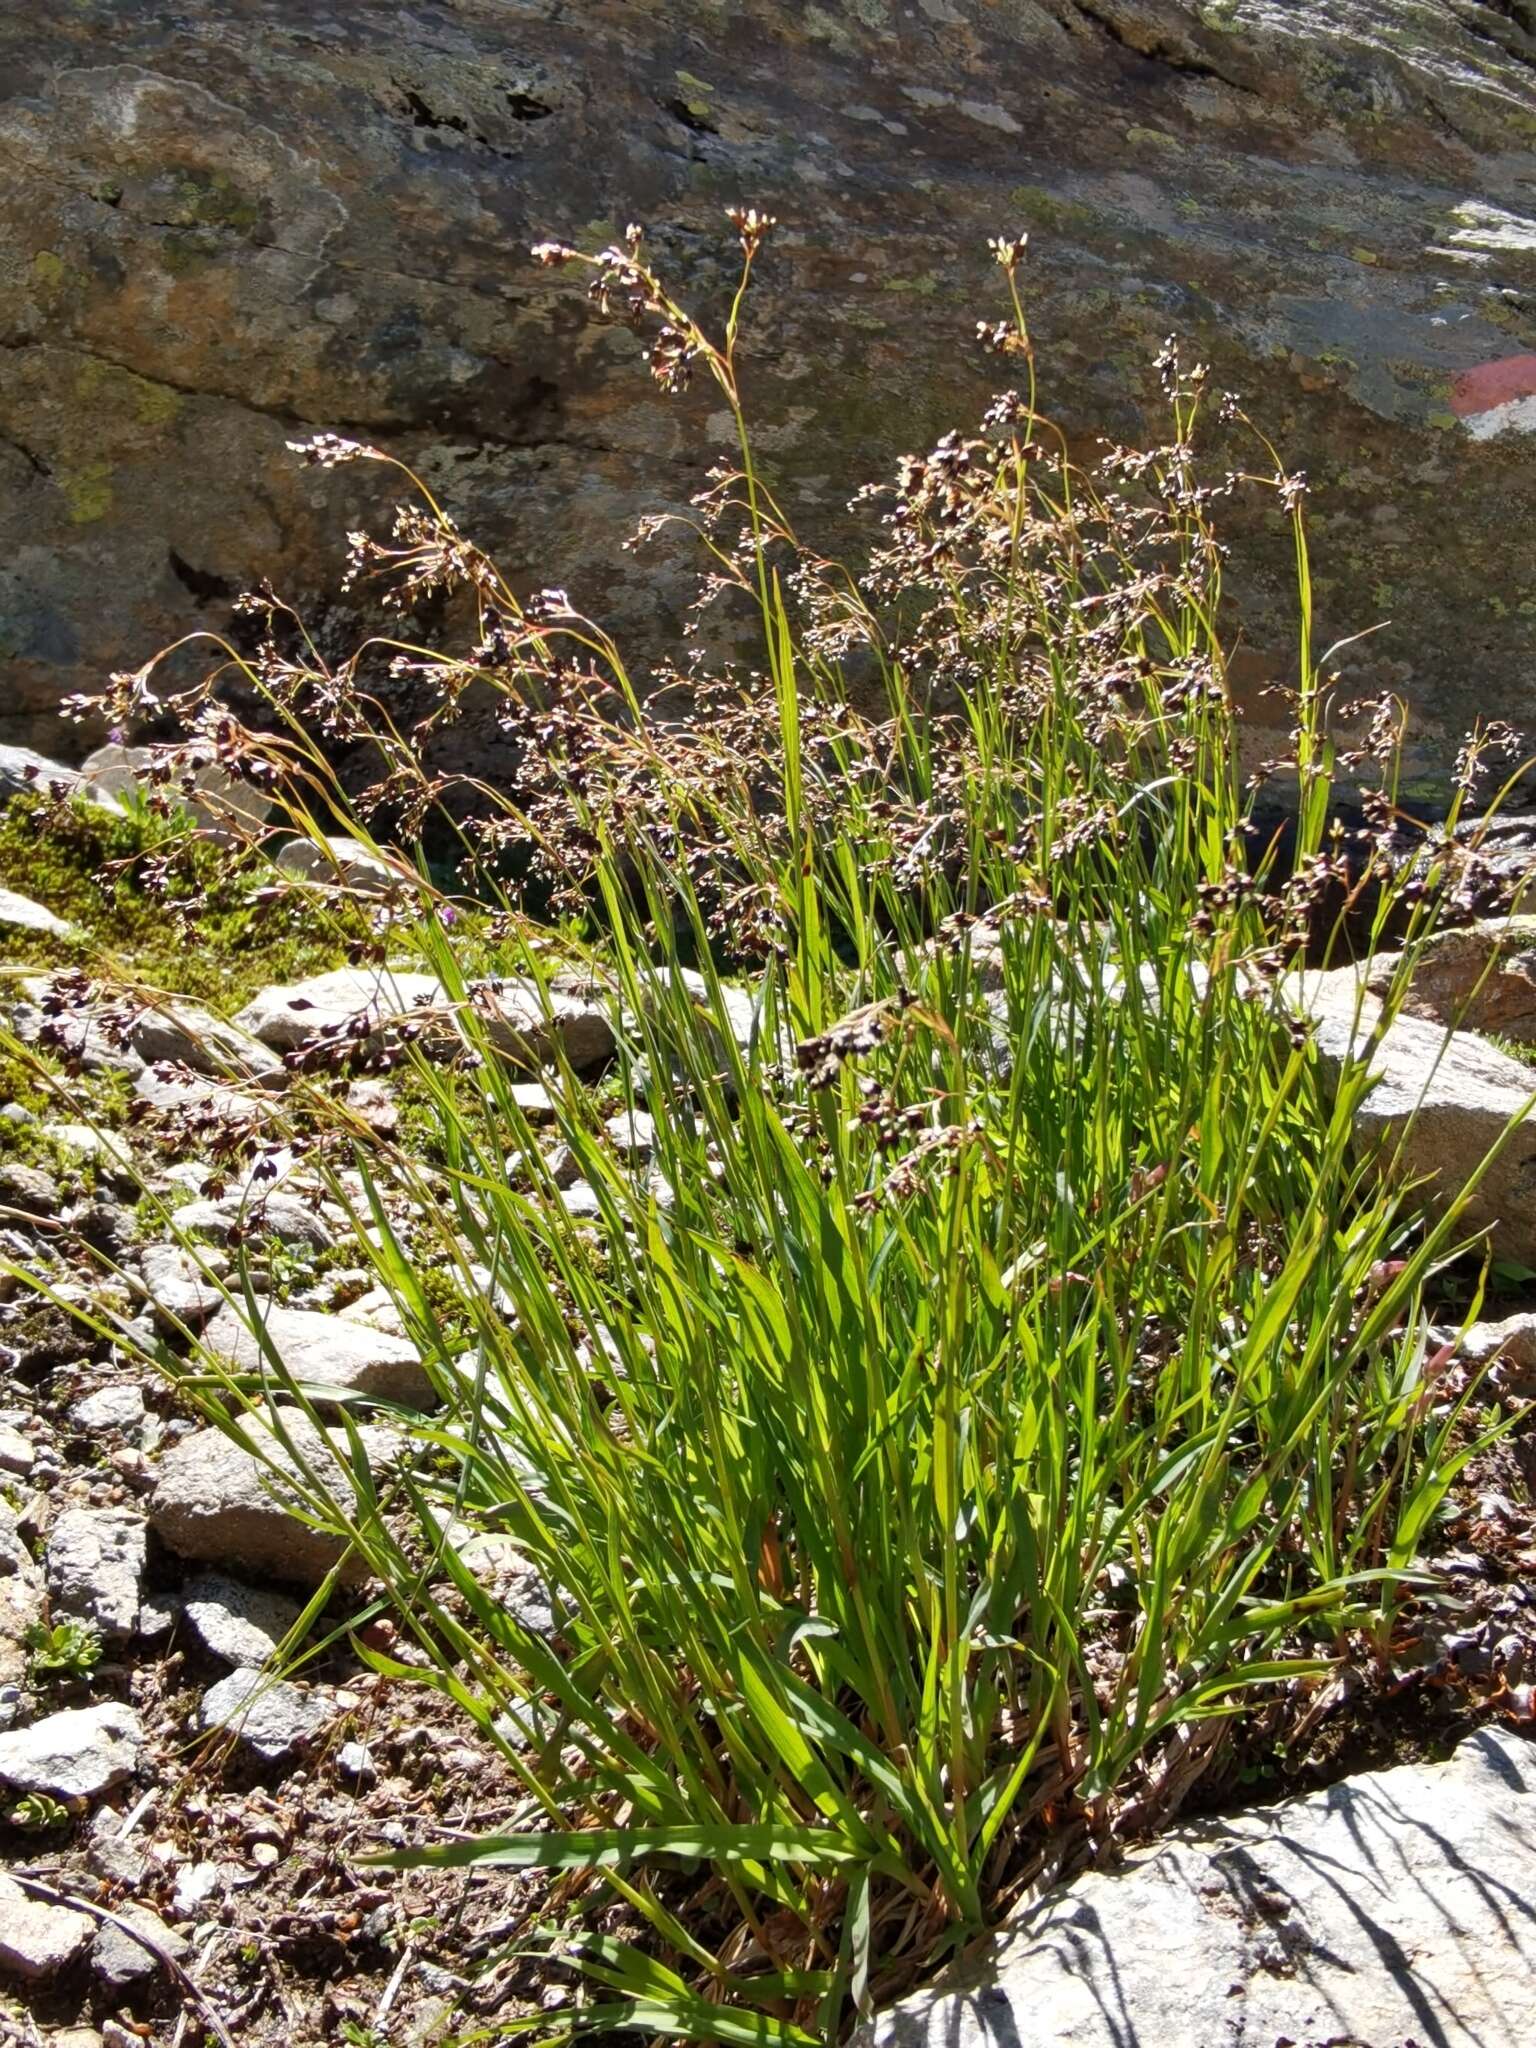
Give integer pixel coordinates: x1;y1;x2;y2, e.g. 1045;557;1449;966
43;215;1533;2041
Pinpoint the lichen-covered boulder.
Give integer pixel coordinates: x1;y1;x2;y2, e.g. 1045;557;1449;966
0;3;1532;797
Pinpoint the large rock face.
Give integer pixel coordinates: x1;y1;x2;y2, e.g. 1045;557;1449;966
861;1725;1536;2047
1;1;1534;794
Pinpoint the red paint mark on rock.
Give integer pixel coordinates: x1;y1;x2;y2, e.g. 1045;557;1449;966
1451;354;1536;417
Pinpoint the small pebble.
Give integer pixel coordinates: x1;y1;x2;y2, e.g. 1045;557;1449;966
0;1424;34;1476
337;1741;375;1784
137;1595;179;1641
71;1384;147;1433
109;1447;152;1487
171;1863;223;1915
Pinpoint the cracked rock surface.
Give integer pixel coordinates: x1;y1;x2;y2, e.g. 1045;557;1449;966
860;1725;1536;2047
1;2;1534;788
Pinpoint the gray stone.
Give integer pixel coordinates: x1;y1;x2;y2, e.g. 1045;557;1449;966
149;1415;403;1586
133;1064;276;1128
493;1695;563;1755
199;1301;434;1408
199;1668;330;1760
6;5;1536;794
0;1703;142;1800
175;1191;332;1252
136;1594;177;1640
79;743;270;836
632;969;771;1098
0;1163;59;1216
170;1864;227;1917
540;1141;584;1190
474;978;615;1075
1447;1310;1536;1399
234;966;444;1055
86;1804;148;1889
860;1727;1536;2048
0;748;120;815
1365;917;1536;1042
69;1383;147;1432
11;979;144;1078
274;835;401;896
559;1180;603;1221
452;1530;556;1640
41;1122;136;1183
134;1241;226;1327
44;1508;146;1643
180;1573;302;1668
0;1872;94;1980
0;886;75;938
125;999;284;1083
337;1285;408;1336
337;1740;375;1783
72;1200;138;1256
668;969;764;1061
0;1424;33;1476
0;1501;44;1688
508;1082;560;1123
234;964;613;1075
604;1107;657;1163
1299;963;1536;1261
343;1075;399;1134
89;1902;187;1995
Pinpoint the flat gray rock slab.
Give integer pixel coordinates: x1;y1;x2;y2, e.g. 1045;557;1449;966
199;1301;433;1408
234;966;444;1053
0;1503;44;1690
1299;966;1536;1264
275;833;400;895
1364;917;1536;1043
44;1507;146;1643
0;1424;33;1476
149;1416;402;1586
0;887;75;938
0;1871;94;1979
175;1190;333;1251
0;746;121;815
860;1728;1536;2048
1450;1310;1536;1400
126;998;284;1082
0;1703;142;1801
133;1064;276;1127
234;964;614;1073
180;1573;301;1667
134;1241;226;1328
69;1382;148;1432
40;1121;136;1180
200;1668;329;1760
80;743;270;836
90;1898;188;1993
